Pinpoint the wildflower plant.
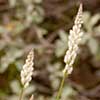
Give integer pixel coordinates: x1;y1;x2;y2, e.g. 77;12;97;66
19;49;34;100
56;4;83;100
19;4;83;100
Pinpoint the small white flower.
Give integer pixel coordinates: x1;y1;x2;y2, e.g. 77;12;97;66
21;49;34;88
63;4;83;74
29;94;34;100
63;65;73;75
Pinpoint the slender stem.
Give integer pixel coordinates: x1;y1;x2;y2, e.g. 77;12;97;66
19;88;24;100
56;72;67;100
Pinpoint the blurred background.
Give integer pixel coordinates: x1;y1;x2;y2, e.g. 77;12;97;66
0;0;100;100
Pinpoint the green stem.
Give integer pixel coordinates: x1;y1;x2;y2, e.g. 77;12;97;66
19;88;24;100
56;72;67;100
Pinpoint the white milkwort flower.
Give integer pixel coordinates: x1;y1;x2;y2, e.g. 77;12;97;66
21;49;34;88
63;4;83;74
29;95;34;100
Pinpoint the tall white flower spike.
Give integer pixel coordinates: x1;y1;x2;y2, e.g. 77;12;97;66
21;49;34;88
63;4;83;74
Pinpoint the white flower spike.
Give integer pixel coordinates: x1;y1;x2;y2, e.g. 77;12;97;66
63;4;83;74
21;49;34;88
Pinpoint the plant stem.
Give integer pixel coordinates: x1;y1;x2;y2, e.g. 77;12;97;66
19;88;24;100
56;71;67;100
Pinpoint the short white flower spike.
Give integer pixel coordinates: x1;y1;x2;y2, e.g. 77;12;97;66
21;49;34;88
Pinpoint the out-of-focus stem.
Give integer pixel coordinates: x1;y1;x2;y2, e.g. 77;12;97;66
56;71;67;100
19;88;24;100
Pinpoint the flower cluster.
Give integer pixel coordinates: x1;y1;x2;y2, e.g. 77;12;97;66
63;4;83;74
21;49;34;88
